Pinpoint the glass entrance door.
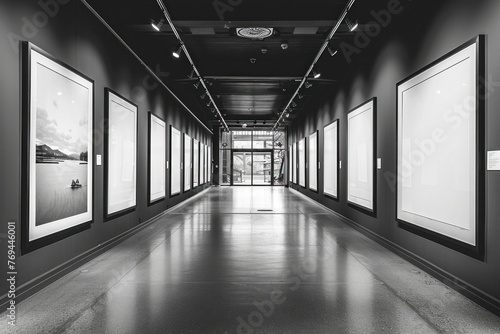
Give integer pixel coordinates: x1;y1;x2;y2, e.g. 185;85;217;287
232;152;252;185
252;152;272;185
231;151;273;185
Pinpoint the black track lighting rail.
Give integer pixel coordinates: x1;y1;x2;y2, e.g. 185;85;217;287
272;0;357;130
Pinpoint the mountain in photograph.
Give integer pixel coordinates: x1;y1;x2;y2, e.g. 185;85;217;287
36;144;76;162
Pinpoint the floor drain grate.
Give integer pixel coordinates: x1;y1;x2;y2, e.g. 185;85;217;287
257;209;274;212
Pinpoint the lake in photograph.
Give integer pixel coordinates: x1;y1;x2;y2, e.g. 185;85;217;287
36;160;88;226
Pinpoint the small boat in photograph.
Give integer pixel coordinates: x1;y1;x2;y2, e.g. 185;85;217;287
71;179;82;189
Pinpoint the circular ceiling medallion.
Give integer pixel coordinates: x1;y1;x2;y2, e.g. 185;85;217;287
236;27;274;40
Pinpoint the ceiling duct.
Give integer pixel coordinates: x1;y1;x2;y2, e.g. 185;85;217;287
236;27;274;40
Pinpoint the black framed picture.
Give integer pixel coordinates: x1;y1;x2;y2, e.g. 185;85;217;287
104;88;137;220
170;126;182;196
148;112;166;205
323;120;339;199
298;138;306;188
396;36;485;259
21;42;94;253
309;131;319;192
184;133;192;192
347;98;377;215
193;139;199;188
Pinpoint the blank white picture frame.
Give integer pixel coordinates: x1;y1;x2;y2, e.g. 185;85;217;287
309;131;318;192
323;120;339;198
201;144;206;184
397;36;485;255
292;143;297;184
348;98;376;212
184;134;191;192
106;89;137;217
170;126;181;196
149;113;166;204
204;144;208;184
208;146;211;184
193;139;199;188
299;138;306;188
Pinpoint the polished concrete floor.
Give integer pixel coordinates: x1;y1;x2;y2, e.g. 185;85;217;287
3;187;500;333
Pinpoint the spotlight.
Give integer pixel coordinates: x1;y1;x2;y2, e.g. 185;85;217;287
346;18;358;32
286;113;290;118
263;121;266;125
242;123;248;128
298;94;304;99
172;43;183;58
207;100;212;107
237;120;240;124
211;108;215;113
193;81;200;89
305;81;313;89
188;68;195;78
312;70;321;79
291;101;297;108
151;18;164;32
327;44;338;57
254;120;257;125
200;91;207;99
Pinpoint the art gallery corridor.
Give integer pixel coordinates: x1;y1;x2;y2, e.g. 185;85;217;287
2;187;500;333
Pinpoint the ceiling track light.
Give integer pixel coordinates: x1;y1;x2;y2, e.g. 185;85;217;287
272;1;360;131
188;68;195;79
200;91;207;99
151;18;164;31
207;100;212;107
327;44;338;57
172;43;183;59
193;81;200;89
346;18;359;32
156;0;229;132
312;70;321;79
298;94;303;99
291;101;297;108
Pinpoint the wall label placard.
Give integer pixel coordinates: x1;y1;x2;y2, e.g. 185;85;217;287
487;151;500;171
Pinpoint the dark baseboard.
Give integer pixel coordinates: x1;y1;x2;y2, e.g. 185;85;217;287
289;188;500;317
0;187;212;310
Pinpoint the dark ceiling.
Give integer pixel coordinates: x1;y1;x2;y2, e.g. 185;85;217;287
85;0;409;130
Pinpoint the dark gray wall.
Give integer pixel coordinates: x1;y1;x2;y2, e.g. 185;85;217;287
0;0;212;298
289;0;500;303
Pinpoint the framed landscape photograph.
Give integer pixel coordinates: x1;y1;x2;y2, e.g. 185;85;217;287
298;138;306;188
397;36;485;259
148;112;166;205
323;120;339;199
170;126;182;196
184;134;192;192
193;139;199;188
21;42;94;253
309;131;318;192
104;89;137;219
347;98;376;214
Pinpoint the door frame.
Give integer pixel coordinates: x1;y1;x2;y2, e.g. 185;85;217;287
230;149;274;186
